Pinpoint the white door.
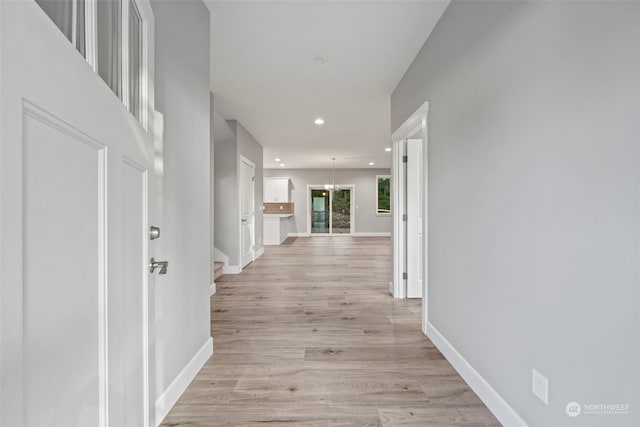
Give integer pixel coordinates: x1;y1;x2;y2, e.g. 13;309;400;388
407;139;423;298
0;2;156;426
240;157;255;268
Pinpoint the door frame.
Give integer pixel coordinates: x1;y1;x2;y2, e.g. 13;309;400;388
306;184;355;235
239;155;256;267
391;101;429;333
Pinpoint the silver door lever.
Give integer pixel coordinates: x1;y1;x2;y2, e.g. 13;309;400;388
149;257;169;275
149;226;161;240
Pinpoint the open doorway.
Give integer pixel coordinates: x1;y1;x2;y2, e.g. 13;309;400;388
308;186;355;235
240;156;256;267
391;102;429;333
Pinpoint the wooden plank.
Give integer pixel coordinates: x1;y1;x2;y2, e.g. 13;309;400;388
161;237;499;426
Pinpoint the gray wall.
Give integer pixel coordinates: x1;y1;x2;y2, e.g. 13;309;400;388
152;0;211;404
213;115;264;265
264;168;392;235
392;1;640;426
213;111;239;265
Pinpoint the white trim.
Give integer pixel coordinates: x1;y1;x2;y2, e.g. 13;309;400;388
222;265;242;275
255;247;265;258
426;322;528;427
121;0;130;111
155;337;213;426
23;101;112;427
392;102;430;141
288;232;310;237
239;156;256;267
392;138;406;299
352;232;391;237
391;101;429;335
84;0;97;71
209;282;216;296
98;137;108;427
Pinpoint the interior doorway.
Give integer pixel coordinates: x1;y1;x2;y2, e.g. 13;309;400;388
391;102;429;332
308;186;354;235
240;156;256;268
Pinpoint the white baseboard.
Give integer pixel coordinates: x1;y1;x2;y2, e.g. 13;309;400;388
255;247;265;258
155;337;213;426
213;247;229;265
426;322;527;427
288;232;390;237
209;282;216;296
222;265;241;274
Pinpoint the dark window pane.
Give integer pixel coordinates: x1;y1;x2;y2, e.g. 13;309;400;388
332;189;351;234
36;0;73;42
129;0;142;120
97;0;122;98
377;177;391;214
76;0;85;56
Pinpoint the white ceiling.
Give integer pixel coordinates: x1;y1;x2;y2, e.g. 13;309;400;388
206;1;449;169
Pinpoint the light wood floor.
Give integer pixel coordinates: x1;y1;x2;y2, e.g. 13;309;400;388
161;237;499;427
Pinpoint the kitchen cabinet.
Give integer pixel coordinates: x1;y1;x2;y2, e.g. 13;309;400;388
264;177;290;202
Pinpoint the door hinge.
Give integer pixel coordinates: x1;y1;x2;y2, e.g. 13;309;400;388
252;176;255;182
402;155;408;163
402;214;407;222
402;272;408;280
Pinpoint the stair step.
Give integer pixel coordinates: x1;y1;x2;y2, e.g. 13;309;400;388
214;261;224;280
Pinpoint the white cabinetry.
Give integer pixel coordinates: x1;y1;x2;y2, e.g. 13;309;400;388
264;215;291;245
264;177;289;202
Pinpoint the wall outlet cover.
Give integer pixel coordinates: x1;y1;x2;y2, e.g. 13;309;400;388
532;368;549;405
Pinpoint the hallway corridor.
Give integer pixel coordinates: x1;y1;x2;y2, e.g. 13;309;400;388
161;237;499;426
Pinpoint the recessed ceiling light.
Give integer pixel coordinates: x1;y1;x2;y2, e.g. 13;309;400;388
314;118;325;126
385;147;392;152
280;163;285;167
275;158;281;162
369;162;375;166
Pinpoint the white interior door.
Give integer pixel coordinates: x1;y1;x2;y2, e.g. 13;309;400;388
240;157;255;268
0;2;155;426
407;138;423;298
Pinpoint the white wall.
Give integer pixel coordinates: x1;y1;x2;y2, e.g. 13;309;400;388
392;1;640;426
152;0;212;413
264;168;392;235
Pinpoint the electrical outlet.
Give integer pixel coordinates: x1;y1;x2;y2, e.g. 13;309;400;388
532;368;549;405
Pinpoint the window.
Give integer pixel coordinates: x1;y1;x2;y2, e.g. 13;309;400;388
376;175;391;215
36;0;149;128
36;0;86;55
129;0;143;121
97;0;122;98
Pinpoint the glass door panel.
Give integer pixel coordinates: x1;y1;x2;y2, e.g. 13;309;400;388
332;189;351;234
311;190;330;234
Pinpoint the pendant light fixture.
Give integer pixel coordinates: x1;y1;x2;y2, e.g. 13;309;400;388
324;157;340;192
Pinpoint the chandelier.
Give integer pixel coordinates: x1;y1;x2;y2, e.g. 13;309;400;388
324;157;341;192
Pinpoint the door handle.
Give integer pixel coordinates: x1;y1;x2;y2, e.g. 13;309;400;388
149;226;161;240
241;219;247;223
149;257;169;275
